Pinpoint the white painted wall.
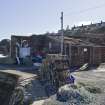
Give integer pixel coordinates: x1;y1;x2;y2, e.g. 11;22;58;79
19;47;30;58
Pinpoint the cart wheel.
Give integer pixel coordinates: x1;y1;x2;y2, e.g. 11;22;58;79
9;87;24;105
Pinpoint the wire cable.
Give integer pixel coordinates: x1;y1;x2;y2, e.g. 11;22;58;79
65;2;105;16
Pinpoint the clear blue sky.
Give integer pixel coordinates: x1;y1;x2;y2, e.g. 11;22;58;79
0;0;105;39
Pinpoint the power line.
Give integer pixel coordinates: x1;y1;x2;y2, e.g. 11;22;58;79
65;2;105;16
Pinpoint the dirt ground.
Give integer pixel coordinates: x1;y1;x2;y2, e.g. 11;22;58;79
71;69;105;105
73;70;105;91
1;64;105;105
0;64;47;104
33;68;105;105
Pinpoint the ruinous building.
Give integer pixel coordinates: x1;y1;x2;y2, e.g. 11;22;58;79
11;34;105;66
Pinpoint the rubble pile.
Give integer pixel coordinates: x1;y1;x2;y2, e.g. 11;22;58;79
42;83;103;105
56;84;94;105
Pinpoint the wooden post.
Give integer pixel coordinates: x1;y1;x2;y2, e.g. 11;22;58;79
69;45;71;66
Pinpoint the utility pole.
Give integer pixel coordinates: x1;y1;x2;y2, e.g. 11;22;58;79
61;12;64;55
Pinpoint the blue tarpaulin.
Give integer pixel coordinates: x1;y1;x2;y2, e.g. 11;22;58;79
32;56;43;63
66;75;75;84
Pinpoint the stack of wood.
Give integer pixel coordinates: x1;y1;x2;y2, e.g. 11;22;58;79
39;54;70;88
